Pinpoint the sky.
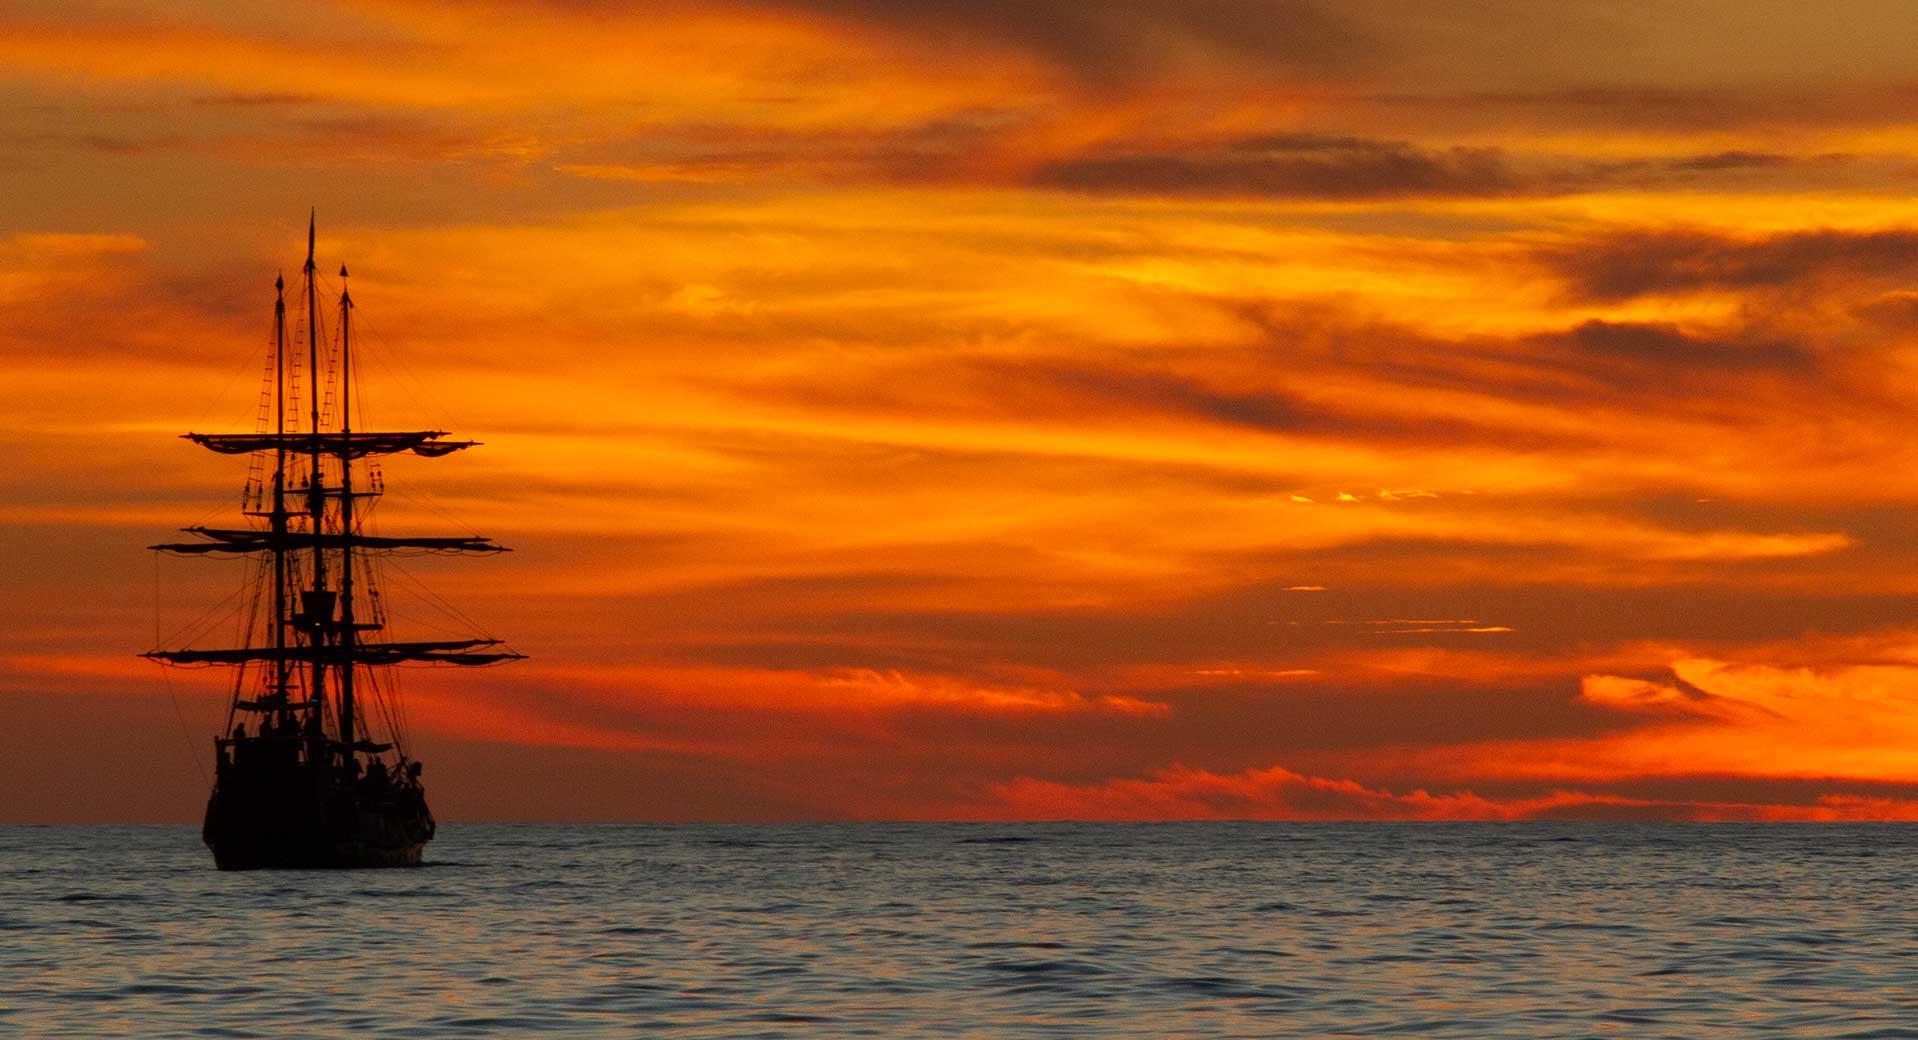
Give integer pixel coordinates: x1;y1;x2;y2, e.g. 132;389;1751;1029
8;1;1918;822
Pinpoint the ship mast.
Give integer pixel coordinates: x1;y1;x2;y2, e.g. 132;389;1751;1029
146;213;522;767
272;274;290;720
304;212;328;743
338;263;357;757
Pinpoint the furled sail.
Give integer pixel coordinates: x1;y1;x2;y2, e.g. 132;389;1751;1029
185;431;477;458
144;638;524;667
151;527;507;554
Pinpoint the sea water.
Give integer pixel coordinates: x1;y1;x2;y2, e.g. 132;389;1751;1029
2;823;1913;1038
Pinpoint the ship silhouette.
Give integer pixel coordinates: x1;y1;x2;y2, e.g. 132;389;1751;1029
144;214;522;869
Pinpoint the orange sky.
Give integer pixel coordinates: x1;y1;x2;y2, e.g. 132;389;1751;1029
8;1;1918;822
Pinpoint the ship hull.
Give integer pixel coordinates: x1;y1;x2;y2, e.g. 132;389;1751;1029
203;759;435;870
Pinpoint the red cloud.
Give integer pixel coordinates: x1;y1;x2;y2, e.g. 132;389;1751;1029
976;763;1918;822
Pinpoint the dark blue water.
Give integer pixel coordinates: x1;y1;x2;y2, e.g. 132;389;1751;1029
3;823;1914;1038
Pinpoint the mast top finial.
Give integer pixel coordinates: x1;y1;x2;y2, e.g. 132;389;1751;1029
340;264;349;278
275;273;284;293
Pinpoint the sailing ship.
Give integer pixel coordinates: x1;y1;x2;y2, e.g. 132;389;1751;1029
145;215;522;869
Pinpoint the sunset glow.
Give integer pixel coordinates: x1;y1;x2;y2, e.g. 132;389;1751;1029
8;1;1918;822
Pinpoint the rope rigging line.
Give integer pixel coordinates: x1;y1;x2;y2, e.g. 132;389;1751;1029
188;307;281;434
225;553;263;706
160;252;520;798
152;559;258;653
385;482;483;532
316;294;340;434
379;555;506;645
330;293;462;436
156;665;211;788
156;543;218;779
362;665;408;755
287;313;305;439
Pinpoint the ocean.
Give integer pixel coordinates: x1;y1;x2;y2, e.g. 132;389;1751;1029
3;823;1913;1038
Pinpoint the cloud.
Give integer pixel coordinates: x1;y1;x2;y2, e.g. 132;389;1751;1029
548;117;1833;202
430;663;1170;732
551;112;1014;189
1395;642;1918;787
1031;133;1519;200
1363;82;1918;135
1540;227;1918;302
746;0;1381;90
1547;319;1809;373
1021;133;1861;203
192;91;320;107
1666;150;1792;172
976;763;1918;821
0;232;271;368
1578;674;1705;715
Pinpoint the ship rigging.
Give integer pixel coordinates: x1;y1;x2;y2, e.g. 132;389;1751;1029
144;214;522;869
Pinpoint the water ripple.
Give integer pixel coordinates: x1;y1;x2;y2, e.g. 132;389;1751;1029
3;823;1916;1037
